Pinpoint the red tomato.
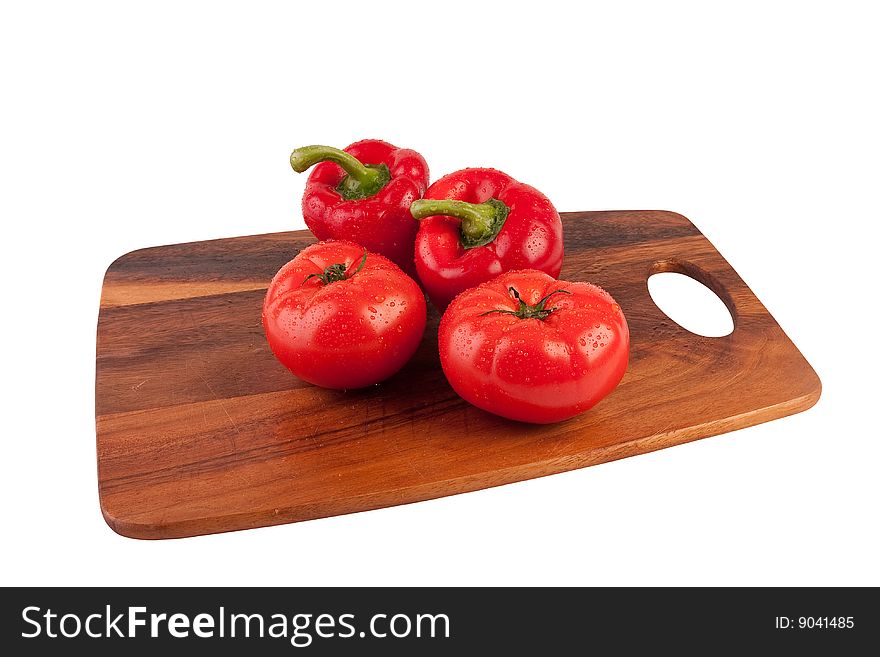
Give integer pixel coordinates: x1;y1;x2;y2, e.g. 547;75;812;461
262;240;426;389
438;270;629;423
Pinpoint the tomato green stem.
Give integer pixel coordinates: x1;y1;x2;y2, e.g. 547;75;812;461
303;250;368;286
409;198;510;249
290;145;390;200
481;286;571;320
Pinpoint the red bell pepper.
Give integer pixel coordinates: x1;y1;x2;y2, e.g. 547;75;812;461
290;139;429;276
409;168;564;310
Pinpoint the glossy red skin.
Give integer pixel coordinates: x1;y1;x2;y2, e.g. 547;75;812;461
302;139;428;277
414;168;564;310
262;240;427;389
439;270;629;424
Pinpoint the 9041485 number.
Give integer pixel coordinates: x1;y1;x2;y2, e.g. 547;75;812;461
798;617;854;629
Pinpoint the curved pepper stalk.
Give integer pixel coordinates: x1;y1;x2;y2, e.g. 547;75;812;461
410;198;510;249
290;145;390;200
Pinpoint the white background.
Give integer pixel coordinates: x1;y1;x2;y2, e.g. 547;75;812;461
1;1;878;586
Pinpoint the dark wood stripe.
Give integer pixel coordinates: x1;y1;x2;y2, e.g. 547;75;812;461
103;232;316;282
101;211;700;287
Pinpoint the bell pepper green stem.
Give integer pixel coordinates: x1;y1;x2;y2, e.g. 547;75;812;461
410;198;510;249
290;145;390;200
290;145;371;182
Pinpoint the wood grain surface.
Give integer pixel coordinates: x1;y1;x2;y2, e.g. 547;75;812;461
95;211;821;539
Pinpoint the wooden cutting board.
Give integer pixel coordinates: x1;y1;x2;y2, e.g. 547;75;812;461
96;211;821;539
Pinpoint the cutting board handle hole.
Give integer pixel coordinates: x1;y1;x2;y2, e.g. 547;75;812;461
648;260;735;337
